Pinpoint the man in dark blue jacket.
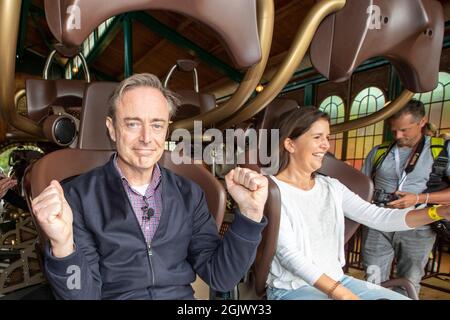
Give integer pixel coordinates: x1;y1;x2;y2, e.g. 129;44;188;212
31;73;268;299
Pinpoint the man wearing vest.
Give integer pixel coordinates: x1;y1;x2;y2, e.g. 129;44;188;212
361;99;450;297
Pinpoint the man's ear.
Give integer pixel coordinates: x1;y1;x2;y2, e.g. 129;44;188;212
419;117;427;129
106;117;116;142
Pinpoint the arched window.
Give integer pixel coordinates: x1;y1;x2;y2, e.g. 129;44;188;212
346;87;386;170
414;72;450;136
319;95;345;159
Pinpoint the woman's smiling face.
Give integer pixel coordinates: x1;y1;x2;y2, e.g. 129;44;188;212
285;118;331;173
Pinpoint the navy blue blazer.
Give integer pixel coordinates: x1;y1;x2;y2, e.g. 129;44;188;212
44;157;266;299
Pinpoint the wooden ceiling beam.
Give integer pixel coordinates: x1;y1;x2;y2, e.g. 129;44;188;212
206;0;304;59
133;19;192;71
204;0;314;96
131;12;243;82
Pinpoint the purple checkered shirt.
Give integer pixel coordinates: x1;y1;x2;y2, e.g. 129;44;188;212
114;156;162;245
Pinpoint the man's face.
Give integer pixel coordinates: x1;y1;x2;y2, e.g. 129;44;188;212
106;86;169;175
389;113;425;147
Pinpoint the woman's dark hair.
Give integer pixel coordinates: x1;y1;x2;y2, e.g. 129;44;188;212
272;106;330;174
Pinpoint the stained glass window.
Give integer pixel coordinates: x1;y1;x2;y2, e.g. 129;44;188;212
346;87;386;170
319;95;345;159
414;72;450;136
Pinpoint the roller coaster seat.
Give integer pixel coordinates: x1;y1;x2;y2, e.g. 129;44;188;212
76;80;226;227
240;154;418;300
22;80;227;299
77;81;118;150
238;101;419;300
25;79;85;123
163;59;216;122
171;89;216;122
310;0;444;93
25;79;86;147
44;0;261;69
23;149;226;240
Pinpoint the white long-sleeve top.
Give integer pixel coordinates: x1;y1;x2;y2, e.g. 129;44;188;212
267;175;413;290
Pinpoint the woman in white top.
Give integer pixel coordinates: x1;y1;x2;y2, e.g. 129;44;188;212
267;106;450;300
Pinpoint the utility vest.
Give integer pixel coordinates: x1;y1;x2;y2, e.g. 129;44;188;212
371;136;450;240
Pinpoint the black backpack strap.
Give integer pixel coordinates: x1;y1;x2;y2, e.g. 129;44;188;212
425;139;449;193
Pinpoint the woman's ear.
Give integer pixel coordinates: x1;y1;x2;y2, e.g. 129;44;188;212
284;138;295;154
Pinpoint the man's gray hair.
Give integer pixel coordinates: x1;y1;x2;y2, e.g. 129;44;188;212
389;99;425;123
108;73;179;121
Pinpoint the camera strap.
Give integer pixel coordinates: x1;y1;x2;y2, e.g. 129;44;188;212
394;136;425;190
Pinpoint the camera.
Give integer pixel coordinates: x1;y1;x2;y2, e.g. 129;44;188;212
372;189;398;206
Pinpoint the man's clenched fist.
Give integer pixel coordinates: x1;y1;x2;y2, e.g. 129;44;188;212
225;167;268;222
32;180;74;258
